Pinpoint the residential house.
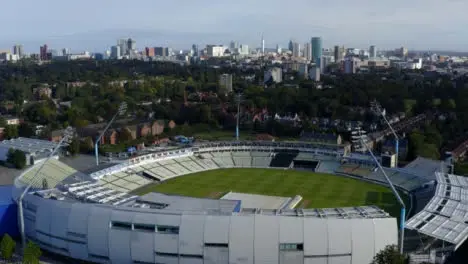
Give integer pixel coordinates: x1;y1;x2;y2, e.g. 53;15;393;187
32;84;52;99
102;129;118;145
300;132;343;145
151;120;165;135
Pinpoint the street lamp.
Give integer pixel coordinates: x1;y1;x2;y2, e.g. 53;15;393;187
235;94;243;141
371;100;400;165
94;102;127;166
18;126;74;251
358;129;406;253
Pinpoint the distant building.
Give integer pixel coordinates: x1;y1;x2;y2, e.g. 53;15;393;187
344;58;360;74
303;43;312;61
298;63;308;78
320;56;333;73
397;46;408;57
13;44;23;58
0;137;63;166
127;38;136;51
32;84;52;99
309;66;320;81
311;37;322;65
264;67;282;85
292;42;301;58
155;47;169;57
300;132;343;145
219;74;233;93
145;47;155;57
206;45;225;57
369;45;377;58
288;40;294;52
111;46;121;59
239;45;249;56
118;39;128;57
40;44;48;60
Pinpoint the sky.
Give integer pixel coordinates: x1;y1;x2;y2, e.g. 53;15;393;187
2;0;468;52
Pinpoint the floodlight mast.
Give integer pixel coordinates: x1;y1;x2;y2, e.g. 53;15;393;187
358;129;406;253
94;102;127;166
235;94;242;141
371;101;400;164
18;126;74;252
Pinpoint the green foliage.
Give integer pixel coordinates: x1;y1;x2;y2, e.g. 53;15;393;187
371;245;407;264
67;137;80;156
455;162;468;176
6;149;26;169
0;234;16;260
23;240;41;264
80;137;94;153
3;125;19;139
18;123;36;138
408;126;442;160
0;117;6;127
118;128;134;143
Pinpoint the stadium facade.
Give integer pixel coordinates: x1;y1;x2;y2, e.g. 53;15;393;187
11;141;465;263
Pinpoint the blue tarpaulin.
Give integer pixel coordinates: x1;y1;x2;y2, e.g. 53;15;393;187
0;185;18;238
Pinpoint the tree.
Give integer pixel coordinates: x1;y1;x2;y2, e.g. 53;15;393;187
23;240;41;264
18;123;36;138
118;128;133;143
372;245;407;264
3;125;18;139
6;149;26;169
80;137;94;153
67;137;80;156
0;234;16;260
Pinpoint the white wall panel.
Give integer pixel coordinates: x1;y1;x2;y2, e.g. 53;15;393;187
180;257;203;264
351;219;375;264
280;251;304;264
49;201;72;249
279;216;303;243
67;203;90;260
87;206;112;258
154;214;180;254
329;255;351;264
305;257;327;264
229;215;254;264
204;215;230;243
328;219;351;255
254;215;279;264
304;218;328;256
204;247;229;264
373;219;398;254
131;213;158;263
179;214;205;256
108;210;133;264
154;255;179;264
34;199;52;245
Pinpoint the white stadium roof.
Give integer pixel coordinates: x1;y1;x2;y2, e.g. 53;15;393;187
406;172;468;249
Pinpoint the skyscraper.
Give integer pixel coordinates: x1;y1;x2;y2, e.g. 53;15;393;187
118;39;128;57
261;34;265;55
40;44;48;60
303;43;312;61
292;42;301;58
311;37;322;65
127;38;136;51
111;46;121;59
13;44;24;57
369;45;377;58
288;40;294;52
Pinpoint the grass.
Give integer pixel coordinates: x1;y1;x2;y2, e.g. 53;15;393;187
134;168;406;217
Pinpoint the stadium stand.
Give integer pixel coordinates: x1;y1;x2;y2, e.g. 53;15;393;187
269;150;299;167
17;159;77;188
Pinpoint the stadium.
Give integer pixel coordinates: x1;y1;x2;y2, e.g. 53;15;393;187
10;140;468;264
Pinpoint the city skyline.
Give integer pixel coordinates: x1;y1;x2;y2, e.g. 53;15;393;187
1;0;468;52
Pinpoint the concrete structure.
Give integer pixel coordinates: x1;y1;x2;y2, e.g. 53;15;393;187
12;141;402;264
334;45;345;63
13;44;24;58
311;37;322;65
219;74;233;93
206;45;225;57
155;47;169;57
40;44;48;61
264;67;283;84
344;58;360;74
118;39;128;57
309;66;320;81
291;42;301;58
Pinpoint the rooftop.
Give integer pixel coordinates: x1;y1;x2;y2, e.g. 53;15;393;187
0;137;59;155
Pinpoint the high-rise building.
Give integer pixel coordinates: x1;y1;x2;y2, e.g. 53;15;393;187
264;67;282;84
206;45;225;57
239;45;249;56
229;41;238;51
62;48;71;55
40;44;48;60
219;74;233;93
111;45;121;59
288;40;294;52
311;37;322;65
334;45;340;62
118;39;128;57
292;42;301;57
155;47;169;57
145;47;155;57
192;44;199;57
369;45;377;58
261;34;265;56
398;46;408;57
303;43;312;61
13;44;24;57
127;38;136;51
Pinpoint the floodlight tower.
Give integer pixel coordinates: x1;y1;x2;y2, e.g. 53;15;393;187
235;94;243;141
371;100;400;165
94;102;128;165
358;129;406;253
18;126;74;251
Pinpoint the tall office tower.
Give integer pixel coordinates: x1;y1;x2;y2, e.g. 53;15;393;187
288;40;294;52
239;45;249;56
311;37;322;65
145;47;155;57
155;47;169;57
334;45;340;62
276;44;282;54
127;38;136;51
62;48;71;55
399;46;408;57
229;41;238;51
303;42;312;61
192;44;199;56
369;45;377;58
13;44;24;57
118;39;128;57
292;42;301;57
111;45;121;59
40;44;48;60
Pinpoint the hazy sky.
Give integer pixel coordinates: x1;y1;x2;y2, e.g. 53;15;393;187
2;0;467;52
